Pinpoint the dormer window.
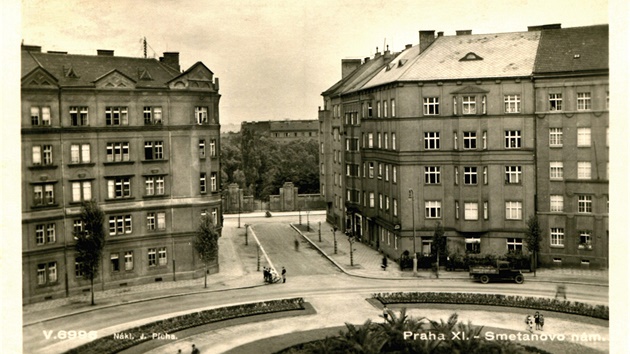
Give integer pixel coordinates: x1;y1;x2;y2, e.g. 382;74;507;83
64;66;79;78
138;68;153;81
398;59;408;67
459;52;483;61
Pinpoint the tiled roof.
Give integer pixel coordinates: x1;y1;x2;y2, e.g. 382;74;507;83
363;31;541;88
534;25;608;74
22;50;181;88
322;54;392;96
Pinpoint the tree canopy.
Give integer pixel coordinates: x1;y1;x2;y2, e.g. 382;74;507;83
73;200;105;305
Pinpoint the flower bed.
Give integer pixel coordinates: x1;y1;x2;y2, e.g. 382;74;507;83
64;297;305;354
372;292;608;320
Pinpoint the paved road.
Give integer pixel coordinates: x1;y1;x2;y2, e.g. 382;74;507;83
22;215;610;354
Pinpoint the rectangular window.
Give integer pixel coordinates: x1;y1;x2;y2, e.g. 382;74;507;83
425;201;441;218
48;262;57;283
145;176;165;196
550;162;563;180
147;212;166;231
505;166;522;184
550;195;564;212
377;101;381;117
105;106;128;126
578;231;592;249
369;192;375;208
464;167;477;185
124;251;134;270
144;141;164;160
549;93;562;111
211;172;217;191
577;92;591;110
106;142;130;162
33;184;55;206
392;133;397;150
384;133;388;149
577;162;591;179
423;97;440;115
209;139;217;157
111;254;120;272
550;228;564;246
393;166;397;183
505;201;522;220
368;133;374;148
507;238;523;253
70;144;91;163
462;96;476;115
199;139;206;158
383;101;388;118
195;107;208;124
549;128;563;147
368;162;374;178
70;106;89;126
465;238;480;254
393;199;398;216
505;130;521;149
379;194;383;210
463;131;477;149
424;166;441;184
31;107;51;126
455;201;460;219
424;132;440;150
36;224;45;245
158;247;167;266
482;131;487;149
109;215;132;235
391;99;396;117
75;258;84;278
37;264;47;284
464;202;478;220
385;164;389;181
578;195;592;213
148;248;157;266
32;145;53;165
31;107;40;125
367;102;373;117
483;201;489;220
200;173;207;193
577;128;591;147
377;133;382;148
504;95;521;113
71;181;92;202
107;177;131;199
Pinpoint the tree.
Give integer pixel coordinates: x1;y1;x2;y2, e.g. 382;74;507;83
194;214;219;288
431;221;447;278
73;200;105;306
525;215;543;276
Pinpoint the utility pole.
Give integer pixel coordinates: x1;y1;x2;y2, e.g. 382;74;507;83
348;234;355;266
318;221;321;242
409;189;417;276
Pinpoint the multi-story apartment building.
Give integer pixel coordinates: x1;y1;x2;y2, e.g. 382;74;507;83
319;24;608;268
21;45;223;304
533;25;609;267
241;120;319;142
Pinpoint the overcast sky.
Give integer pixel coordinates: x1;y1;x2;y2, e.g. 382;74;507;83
20;0;611;129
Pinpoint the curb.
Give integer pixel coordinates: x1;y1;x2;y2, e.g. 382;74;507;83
23;283;267;327
290;224;608;287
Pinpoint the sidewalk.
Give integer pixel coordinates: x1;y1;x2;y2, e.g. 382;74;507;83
291;218;609;286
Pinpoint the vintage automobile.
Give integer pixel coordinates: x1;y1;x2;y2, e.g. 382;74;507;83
469;261;524;284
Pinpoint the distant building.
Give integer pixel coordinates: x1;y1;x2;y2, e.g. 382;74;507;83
21;45;223;304
319;24;608;268
241;120;318;141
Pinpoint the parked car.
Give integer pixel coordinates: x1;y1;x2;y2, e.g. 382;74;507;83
469;261;524;284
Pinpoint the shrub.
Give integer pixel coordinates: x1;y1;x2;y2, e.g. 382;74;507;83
371;292;608;320
64;298;305;354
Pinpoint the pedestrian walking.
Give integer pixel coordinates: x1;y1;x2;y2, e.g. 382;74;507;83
294;239;300;251
263;267;269;283
381;256;388;270
382;305;389;322
281;266;286;283
539;313;545;331
555;284;567;299
534;311;540;330
191;344;200;354
525;315;533;333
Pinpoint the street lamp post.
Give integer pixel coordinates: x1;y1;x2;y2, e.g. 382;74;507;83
332;226;338;254
409;189;417;276
348;233;355;266
237;192;241;228
318;221;321;242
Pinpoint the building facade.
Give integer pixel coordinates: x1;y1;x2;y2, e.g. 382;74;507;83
533;25;609;267
241;119;319;142
319;25;608;268
22;45;223;304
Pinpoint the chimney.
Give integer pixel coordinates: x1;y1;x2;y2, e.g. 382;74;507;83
384;45;393;60
405;44;412;50
418;30;436;53
21;44;42;52
364;57;370;64
160;52;180;72
97;49;114;56
456;30;472;36
48;51;68;54
437;32;444;37
528;24;562;31
342;59;362;79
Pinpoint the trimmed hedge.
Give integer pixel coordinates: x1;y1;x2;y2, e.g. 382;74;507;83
372;292;608;320
64;297;305;354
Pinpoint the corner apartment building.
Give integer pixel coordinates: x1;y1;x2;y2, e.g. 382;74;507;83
533;25;609;267
319;24;608;268
21;45;223;304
